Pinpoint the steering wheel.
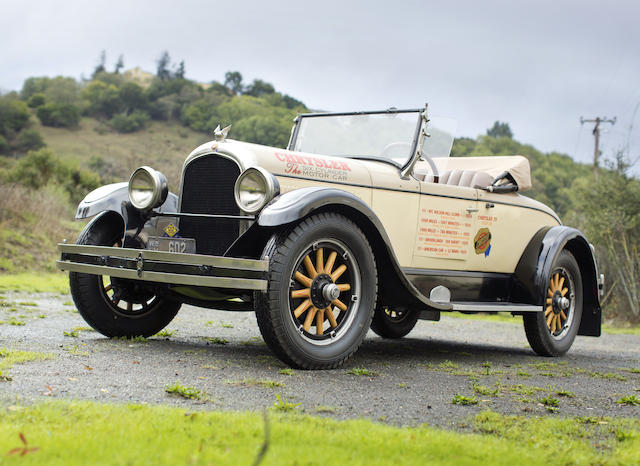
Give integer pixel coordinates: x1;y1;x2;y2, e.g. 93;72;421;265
380;142;411;157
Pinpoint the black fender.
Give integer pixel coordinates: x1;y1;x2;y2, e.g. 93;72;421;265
513;226;601;336
75;182;179;230
252;187;451;312
76;210;125;245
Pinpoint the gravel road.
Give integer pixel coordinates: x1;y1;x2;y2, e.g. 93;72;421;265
1;291;639;427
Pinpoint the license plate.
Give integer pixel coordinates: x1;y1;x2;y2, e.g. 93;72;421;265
147;236;196;254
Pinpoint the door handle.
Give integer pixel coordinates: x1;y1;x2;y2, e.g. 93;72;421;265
465;207;479;213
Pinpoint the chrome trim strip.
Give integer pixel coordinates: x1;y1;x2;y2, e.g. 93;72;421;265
59;244;268;271
449;303;541;313
56;261;267;291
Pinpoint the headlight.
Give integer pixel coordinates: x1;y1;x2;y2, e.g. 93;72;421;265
234;167;279;214
128;166;168;211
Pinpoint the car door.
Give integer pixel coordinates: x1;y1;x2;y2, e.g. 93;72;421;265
411;181;479;270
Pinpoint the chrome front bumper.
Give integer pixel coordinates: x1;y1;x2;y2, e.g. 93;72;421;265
57;244;268;291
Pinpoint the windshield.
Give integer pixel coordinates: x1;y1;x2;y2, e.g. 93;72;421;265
290;111;421;165
289;110;456;167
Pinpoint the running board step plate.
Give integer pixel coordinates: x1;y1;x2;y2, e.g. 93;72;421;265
449;302;541;313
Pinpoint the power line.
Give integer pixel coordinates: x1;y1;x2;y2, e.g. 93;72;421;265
580;116;616;180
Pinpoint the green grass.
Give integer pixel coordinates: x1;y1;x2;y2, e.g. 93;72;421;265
0;273;69;293
617;395;640;406
0;348;54;372
346;367;377;377
164;382;202;400
0;402;638;464
452;394;478;405
603;324;640;336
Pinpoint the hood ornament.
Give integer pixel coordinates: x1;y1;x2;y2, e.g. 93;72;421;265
213;124;232;142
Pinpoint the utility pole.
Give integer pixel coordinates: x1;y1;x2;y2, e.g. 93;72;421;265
580;116;616;180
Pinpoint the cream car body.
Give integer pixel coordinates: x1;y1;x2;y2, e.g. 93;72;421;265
58;106;602;369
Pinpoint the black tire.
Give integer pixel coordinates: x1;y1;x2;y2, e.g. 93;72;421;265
69;217;181;338
254;212;377;369
370;306;419;339
523;250;583;356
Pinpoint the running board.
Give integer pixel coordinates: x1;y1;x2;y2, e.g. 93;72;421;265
448;302;541;313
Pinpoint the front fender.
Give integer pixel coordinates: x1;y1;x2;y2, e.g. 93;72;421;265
75;182;179;229
513;226;601;336
256;186;451;312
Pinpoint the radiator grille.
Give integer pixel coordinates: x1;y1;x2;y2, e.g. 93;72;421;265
179;155;241;256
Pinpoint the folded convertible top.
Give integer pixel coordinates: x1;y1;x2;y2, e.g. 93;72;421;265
433;155;532;192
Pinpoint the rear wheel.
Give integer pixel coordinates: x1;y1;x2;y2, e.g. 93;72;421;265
69;216;181;338
524;250;582;356
370;306;419;339
255;213;377;369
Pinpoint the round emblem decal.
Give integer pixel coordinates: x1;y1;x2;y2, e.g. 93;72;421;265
474;228;492;256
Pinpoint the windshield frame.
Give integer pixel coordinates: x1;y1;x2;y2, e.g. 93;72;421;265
287;108;424;169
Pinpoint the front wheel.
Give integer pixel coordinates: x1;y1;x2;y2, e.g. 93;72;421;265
523;250;583;356
69;216;181;338
255;213;377;369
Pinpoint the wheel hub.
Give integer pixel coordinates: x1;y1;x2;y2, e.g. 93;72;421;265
310;273;335;309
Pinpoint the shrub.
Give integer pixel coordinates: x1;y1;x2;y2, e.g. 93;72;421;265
0;135;8;154
15;129;45;152
37;102;80;128
109;110;150;133
0;97;30;135
27;93;46;108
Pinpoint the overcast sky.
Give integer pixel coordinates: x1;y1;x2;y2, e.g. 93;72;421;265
1;0;639;170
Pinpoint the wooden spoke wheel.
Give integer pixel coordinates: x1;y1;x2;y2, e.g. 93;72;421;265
544;268;575;339
254;212;377;369
524;250;583;357
69;213;181;338
370;305;419;339
288;240;360;344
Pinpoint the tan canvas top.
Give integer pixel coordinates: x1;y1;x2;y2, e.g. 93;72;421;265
432;155;532;192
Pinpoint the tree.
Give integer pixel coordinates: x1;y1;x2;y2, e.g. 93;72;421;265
244;79;275;97
15;129;45;152
36;102;80;127
224;71;243;94
156;51;171;80
93;50;107;77
114;54;124;74
486;121;513;139
0;96;31;135
175;60;185;79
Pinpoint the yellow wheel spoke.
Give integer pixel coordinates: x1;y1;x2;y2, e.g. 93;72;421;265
336;283;351;292
551;315;557;332
545;306;553;316
560;310;567;321
291;288;311;299
546;312;554;329
555;315;562;331
558;276;565;290
333;299;347;311
316;308;325;335
546;297;552;304
561;287;568;297
547;288;554;298
294;271;313;287
553;273;560;291
325;252;337;275
303;306;318;332
104;284;112;293
331;264;347;282
294;299;312;318
316;248;324;274
326;307;338;327
303;255;318;278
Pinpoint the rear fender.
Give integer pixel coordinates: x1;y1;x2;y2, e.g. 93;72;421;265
513;226;601;336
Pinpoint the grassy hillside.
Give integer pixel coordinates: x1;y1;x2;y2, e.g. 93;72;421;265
36;117;210;189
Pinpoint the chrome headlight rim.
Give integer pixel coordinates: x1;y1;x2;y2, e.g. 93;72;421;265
234;167;279;214
128;166;168;211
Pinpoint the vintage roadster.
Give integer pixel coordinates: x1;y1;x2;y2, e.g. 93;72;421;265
58;105;603;369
